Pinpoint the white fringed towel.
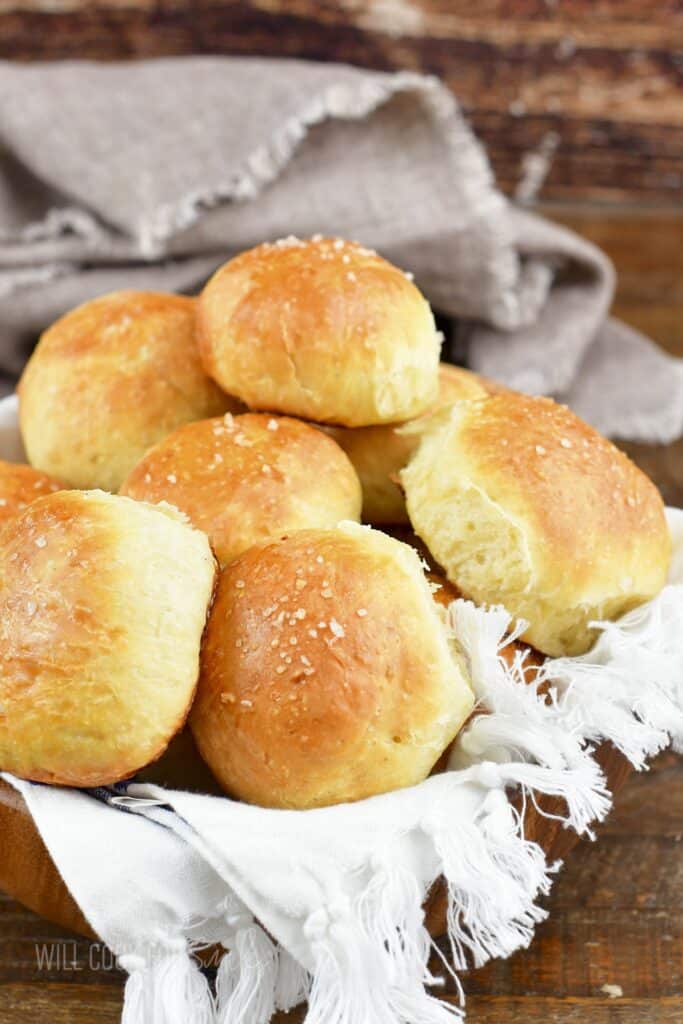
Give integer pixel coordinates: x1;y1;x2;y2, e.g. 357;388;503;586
1;392;682;1024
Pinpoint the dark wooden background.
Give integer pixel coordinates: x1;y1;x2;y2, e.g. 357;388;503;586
0;2;681;1022
1;0;682;206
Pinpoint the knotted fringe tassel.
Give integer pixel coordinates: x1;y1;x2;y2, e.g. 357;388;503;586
275;948;311;1013
428;787;554;971
216;923;277;1024
119;949;214;1024
305;860;463;1024
448;600;612;835
215;923;310;1024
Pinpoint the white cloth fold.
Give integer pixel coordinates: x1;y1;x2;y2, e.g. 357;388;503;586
0;58;680;439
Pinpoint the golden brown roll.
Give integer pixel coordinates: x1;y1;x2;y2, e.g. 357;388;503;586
191;522;474;809
328;364;491;524
0;460;63;530
19;291;238;492
402;393;671;657
197;237;441;427
0;490;216;787
121;412;362;566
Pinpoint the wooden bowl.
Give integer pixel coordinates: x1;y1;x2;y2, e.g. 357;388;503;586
0;742;632;943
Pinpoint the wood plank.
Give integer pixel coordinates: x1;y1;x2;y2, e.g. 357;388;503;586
0;1;681;201
463;995;683;1023
2;984;682;1024
0;983;122;1024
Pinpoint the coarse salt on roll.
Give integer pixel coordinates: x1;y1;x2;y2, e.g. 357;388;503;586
191;522;474;809
197;236;441;427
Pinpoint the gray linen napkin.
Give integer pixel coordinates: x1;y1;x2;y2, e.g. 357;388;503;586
0;57;680;440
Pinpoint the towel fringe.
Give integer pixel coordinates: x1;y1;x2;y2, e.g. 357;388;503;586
215;923;279;1024
305;860;463;1024
119;949;214;1024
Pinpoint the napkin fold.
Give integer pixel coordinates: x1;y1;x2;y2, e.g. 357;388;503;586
0;57;681;440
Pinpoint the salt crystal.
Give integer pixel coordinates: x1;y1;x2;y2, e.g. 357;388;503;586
295;608;306;619
321;588;333;598
240;699;253;708
535;445;546;455
276;665;286;674
27;601;36;615
235;580;246;589
357;608;368;617
166;473;177;484
267;419;279;431
560;438;572;449
35;536;46;548
330;618;345;638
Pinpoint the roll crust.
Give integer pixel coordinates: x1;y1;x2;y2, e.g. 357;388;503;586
19;291;238;492
0;490;216;786
121;412;362;566
402;393;671;657
197;237;441;427
0;460;63;530
191;523;474;809
328;364;492;524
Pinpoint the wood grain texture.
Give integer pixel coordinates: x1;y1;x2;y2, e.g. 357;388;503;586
0;1;681;202
546;206;683;508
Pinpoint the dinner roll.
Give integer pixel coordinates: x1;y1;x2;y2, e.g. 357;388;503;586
197;237;441;426
0;460;63;530
191;522;474;809
0;490;216;787
328;364;490;524
121;412;362;566
402;393;671;657
19;291;238;492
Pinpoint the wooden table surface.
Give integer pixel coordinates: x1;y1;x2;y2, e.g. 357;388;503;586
0;206;680;1023
0;3;681;1019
